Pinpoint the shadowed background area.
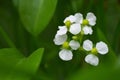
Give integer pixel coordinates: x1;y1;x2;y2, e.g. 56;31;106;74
0;0;120;80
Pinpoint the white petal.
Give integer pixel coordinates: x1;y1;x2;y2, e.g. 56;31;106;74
85;54;99;66
74;13;83;24
83;39;93;51
53;34;67;45
64;15;76;23
86;12;96;26
69;40;80;50
57;26;67;35
83;26;93;35
96;41;108;55
59;49;73;61
69;23;81;35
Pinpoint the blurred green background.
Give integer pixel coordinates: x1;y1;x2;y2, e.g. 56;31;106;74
0;0;120;80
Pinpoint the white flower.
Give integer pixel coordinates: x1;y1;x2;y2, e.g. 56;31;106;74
59;49;73;61
86;12;96;26
83;40;109;54
64;15;76;23
53;34;67;45
69;23;81;35
85;54;99;66
96;41;108;55
83;40;93;51
69;40;80;50
83;26;93;35
76;12;96;26
57;26;67;35
74;13;83;24
58;40;80;61
83;40;108;66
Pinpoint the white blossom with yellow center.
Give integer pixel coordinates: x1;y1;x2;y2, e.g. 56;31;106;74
63;14;82;35
53;12;109;66
59;40;80;61
83;39;108;66
77;12;97;26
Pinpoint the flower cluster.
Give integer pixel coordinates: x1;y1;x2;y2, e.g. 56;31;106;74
53;12;108;66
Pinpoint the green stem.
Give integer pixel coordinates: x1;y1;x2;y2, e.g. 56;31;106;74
79;33;83;44
0;27;16;48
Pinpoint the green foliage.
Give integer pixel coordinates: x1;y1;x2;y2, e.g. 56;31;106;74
68;65;120;80
0;0;120;80
0;48;44;80
14;0;57;36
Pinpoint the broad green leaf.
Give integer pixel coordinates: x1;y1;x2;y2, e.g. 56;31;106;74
0;48;24;80
0;48;44;80
0;48;23;67
68;65;120;80
15;48;44;74
18;0;57;36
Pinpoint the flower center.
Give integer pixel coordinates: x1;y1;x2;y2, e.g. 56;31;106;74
65;20;71;28
82;19;89;25
72;36;78;40
80;30;84;35
62;41;69;49
91;48;98;54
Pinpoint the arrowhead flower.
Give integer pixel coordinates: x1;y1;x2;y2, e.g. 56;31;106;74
82;26;93;35
96;41;109;55
53;12;109;66
69;40;80;50
58;40;80;61
85;54;99;66
83;39;109;66
63;14;82;35
59;49;73;61
82;12;96;26
83;39;108;54
74;12;96;35
57;26;67;35
74;13;83;24
53;34;67;45
69;23;81;35
64;15;76;24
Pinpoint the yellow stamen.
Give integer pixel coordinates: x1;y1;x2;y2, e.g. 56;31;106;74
72;36;78;40
65;21;71;28
80;30;84;35
62;41;69;49
82;19;89;25
91;48;98;54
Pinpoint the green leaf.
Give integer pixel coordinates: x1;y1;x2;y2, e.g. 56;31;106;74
18;0;57;36
0;48;24;67
0;48;44;80
68;65;120;80
15;48;44;75
0;48;24;80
